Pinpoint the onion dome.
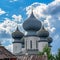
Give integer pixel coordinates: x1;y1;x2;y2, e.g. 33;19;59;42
47;37;53;43
12;27;24;40
37;26;49;37
23;11;42;31
48;44;52;47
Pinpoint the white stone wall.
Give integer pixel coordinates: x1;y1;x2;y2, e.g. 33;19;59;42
13;43;22;54
24;36;40;50
38;42;48;52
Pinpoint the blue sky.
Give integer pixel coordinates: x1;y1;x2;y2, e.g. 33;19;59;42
0;0;60;54
0;0;54;22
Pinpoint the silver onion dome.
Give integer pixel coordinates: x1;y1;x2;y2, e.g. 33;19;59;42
12;27;24;40
37;26;49;37
23;12;42;31
47;37;53;43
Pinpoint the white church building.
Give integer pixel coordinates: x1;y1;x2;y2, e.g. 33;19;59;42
12;11;53;56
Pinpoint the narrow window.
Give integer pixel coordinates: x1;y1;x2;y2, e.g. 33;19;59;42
26;40;27;50
30;41;32;49
36;41;38;49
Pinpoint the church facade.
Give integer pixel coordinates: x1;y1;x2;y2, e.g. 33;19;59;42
12;11;53;56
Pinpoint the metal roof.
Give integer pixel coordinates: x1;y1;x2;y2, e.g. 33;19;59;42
37;26;49;37
12;26;24;40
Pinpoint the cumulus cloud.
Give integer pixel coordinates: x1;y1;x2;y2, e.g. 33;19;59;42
12;14;25;32
0;14;23;40
0;14;24;52
0;8;6;15
0;19;16;51
12;14;23;24
44;15;56;33
5;44;13;52
26;2;47;18
0;18;17;34
25;0;60;33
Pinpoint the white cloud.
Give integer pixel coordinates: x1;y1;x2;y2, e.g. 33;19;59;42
25;0;60;33
44;15;56;33
53;34;60;41
0;14;23;36
10;0;18;2
12;14;24;33
0;14;23;49
5;44;13;52
1;38;13;45
0;18;17;34
0;8;6;15
55;0;60;2
26;2;47;18
0;18;16;53
12;14;23;24
58;17;60;20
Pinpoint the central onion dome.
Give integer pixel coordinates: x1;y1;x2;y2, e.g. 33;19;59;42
37;26;49;37
23;11;42;31
12;27;24;40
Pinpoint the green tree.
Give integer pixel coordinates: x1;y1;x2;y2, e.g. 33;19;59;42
38;45;55;60
38;45;60;60
43;45;54;60
55;49;60;60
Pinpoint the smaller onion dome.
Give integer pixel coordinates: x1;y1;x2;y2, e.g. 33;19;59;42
37;26;49;37
23;11;42;31
47;37;53;43
48;44;52;47
12;27;24;40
